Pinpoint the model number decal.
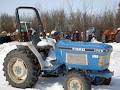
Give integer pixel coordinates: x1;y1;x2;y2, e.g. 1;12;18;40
72;48;85;51
59;47;100;52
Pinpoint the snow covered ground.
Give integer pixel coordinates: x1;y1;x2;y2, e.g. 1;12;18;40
0;42;120;90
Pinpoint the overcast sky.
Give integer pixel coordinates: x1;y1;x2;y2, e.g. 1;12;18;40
0;0;119;15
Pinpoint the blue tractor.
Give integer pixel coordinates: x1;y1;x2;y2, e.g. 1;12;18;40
3;7;113;90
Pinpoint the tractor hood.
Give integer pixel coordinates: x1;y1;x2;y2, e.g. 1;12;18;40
56;40;112;53
55;39;113;70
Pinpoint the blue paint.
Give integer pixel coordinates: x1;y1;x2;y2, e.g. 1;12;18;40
55;39;112;71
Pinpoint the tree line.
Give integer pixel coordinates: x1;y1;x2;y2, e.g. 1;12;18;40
0;5;120;41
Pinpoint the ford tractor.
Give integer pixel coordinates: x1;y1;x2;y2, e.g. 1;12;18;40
3;7;113;90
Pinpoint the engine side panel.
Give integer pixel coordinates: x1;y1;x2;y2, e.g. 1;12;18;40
55;40;112;70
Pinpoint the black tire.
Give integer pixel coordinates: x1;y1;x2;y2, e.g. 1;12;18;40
64;71;91;90
103;78;111;85
92;77;111;85
3;49;41;88
24;48;41;76
92;77;105;85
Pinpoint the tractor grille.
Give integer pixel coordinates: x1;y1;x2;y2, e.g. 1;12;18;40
66;53;88;65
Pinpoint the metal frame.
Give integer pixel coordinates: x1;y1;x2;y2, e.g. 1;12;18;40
15;6;44;41
15;42;45;70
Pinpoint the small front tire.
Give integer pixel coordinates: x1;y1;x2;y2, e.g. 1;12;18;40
64;71;91;90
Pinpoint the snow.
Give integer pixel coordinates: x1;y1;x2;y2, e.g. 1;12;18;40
37;38;56;47
91;37;101;43
0;42;120;90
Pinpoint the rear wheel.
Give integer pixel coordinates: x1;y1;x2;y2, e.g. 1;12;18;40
3;49;41;88
64;71;91;90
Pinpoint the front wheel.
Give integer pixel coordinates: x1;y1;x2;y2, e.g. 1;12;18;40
64;71;91;90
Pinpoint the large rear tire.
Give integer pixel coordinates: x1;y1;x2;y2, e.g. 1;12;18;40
64;71;91;90
3;49;41;88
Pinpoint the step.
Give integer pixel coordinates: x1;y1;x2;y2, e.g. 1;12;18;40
42;64;61;71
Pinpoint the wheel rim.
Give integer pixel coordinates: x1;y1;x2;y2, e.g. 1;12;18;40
68;77;83;90
7;57;28;84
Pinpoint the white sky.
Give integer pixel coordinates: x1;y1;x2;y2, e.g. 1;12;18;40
0;0;119;15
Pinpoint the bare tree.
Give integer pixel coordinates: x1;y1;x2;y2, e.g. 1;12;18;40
0;13;15;33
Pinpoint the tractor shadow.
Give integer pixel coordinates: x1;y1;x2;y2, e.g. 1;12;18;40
35;76;120;90
35;76;65;90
